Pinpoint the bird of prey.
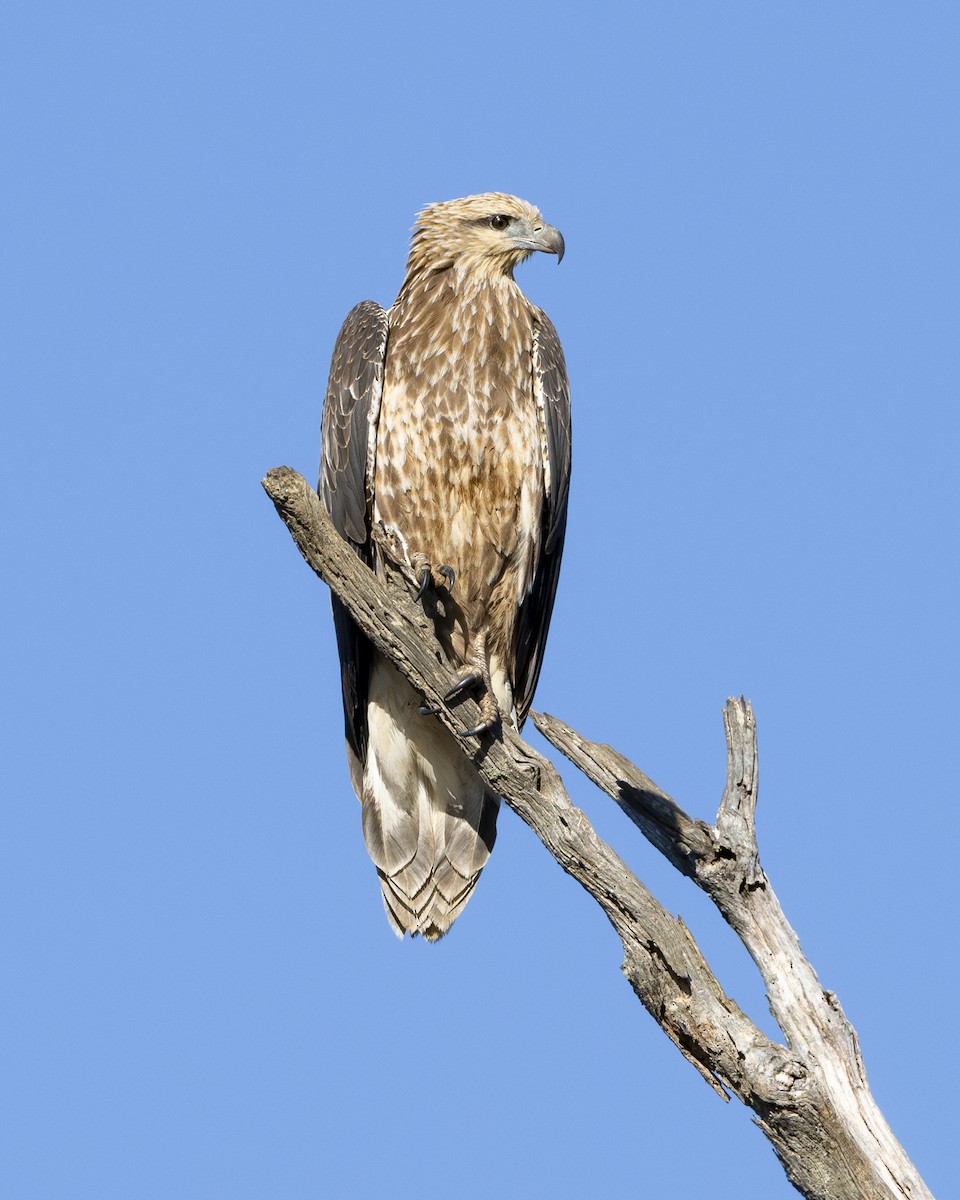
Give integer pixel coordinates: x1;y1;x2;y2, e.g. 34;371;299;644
319;193;570;940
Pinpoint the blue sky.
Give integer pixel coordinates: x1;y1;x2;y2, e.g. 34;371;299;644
4;3;956;1197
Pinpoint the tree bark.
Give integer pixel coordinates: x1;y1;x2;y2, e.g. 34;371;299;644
262;465;932;1200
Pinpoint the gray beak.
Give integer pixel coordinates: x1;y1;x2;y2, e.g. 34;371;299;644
539;224;565;263
512;220;565;263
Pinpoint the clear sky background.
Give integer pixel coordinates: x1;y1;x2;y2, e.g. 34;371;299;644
4;3;956;1197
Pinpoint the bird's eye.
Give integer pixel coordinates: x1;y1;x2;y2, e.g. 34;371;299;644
489;214;511;231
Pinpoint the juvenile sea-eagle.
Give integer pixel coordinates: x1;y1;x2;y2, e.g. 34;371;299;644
320;193;570;940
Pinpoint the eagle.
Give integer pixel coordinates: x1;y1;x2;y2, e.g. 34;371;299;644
319;193;570;940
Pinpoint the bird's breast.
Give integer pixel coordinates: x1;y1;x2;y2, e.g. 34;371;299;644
373;298;543;613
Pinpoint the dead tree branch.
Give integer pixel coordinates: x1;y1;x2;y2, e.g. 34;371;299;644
263;464;931;1200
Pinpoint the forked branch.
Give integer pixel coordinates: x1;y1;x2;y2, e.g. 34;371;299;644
263;465;931;1200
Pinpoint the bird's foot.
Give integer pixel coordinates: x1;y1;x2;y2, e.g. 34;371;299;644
417;672;478;718
419;662;500;738
461;688;500;739
410;553;456;601
442;670;482;702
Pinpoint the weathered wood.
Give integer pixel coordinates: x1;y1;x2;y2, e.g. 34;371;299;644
531;709;931;1199
263;464;932;1200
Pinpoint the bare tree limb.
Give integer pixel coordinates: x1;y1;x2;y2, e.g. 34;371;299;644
263;464;932;1200
531;709;930;1199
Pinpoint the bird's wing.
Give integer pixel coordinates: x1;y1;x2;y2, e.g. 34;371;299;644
319;300;389;779
513;312;571;726
320;300;388;546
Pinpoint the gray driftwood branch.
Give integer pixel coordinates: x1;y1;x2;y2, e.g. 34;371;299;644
262;464;931;1200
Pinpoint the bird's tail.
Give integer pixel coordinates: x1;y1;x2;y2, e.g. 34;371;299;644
364;786;499;941
360;657;499;940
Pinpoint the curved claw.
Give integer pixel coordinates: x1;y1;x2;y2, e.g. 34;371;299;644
444;671;482;703
461;721;493;739
415;568;431;601
421;663;481;719
438;565;455;592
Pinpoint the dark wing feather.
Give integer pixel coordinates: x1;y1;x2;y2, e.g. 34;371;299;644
318;300;389;777
513;313;571;726
320;300;388;545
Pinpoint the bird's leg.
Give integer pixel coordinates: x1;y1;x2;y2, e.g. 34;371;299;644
410;553;456;601
418;628;500;737
457;633;500;737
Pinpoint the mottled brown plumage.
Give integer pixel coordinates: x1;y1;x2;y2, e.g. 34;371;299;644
320;194;570;939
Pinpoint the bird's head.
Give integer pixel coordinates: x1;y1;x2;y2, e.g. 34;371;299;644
406;193;564;283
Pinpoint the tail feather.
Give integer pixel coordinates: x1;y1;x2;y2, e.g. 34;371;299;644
377;838;490;942
443;798;499;879
366;788;498;941
360;654;501;940
361;788;437;899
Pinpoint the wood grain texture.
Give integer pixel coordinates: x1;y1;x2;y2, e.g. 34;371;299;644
264;464;931;1200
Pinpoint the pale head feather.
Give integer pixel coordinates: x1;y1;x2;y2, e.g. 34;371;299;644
402;193;552;287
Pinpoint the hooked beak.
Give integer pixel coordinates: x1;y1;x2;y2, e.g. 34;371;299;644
511;219;565;263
